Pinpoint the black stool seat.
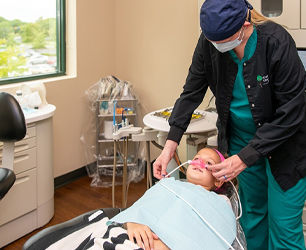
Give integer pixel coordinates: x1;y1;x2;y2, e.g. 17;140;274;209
0;168;16;200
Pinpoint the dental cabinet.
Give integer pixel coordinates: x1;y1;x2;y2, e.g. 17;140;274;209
0;104;56;248
251;0;306;48
96;98;138;176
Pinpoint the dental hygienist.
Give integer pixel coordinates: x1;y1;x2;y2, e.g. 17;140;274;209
153;0;306;249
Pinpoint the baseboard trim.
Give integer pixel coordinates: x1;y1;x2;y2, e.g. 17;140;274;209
54;163;95;189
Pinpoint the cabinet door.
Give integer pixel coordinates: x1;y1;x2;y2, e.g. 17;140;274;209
199;0;301;30
12;147;37;174
302;0;306;29
0;168;37;226
251;0;300;29
0;139;36;175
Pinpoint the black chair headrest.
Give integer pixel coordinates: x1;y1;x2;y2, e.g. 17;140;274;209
0;92;27;142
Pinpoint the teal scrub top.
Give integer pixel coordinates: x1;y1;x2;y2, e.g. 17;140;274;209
228;27;257;155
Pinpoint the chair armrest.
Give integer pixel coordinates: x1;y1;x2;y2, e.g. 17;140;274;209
103;207;125;219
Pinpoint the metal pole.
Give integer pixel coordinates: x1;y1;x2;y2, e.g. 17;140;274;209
112;140;117;208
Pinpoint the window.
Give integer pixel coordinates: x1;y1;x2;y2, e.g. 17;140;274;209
0;0;65;85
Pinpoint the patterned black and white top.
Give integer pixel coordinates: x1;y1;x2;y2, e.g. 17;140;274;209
25;210;143;250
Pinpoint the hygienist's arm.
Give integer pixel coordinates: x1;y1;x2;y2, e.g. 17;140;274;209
153;140;178;179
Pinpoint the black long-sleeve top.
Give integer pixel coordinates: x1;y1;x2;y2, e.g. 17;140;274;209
167;21;306;191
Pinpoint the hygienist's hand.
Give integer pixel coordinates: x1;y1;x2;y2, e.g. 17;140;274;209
208;155;247;182
153;140;178;179
126;222;159;250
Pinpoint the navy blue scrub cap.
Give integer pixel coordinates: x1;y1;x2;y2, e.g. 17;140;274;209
200;0;253;41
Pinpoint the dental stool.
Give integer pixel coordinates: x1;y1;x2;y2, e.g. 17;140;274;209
0;92;27;200
0;168;16;201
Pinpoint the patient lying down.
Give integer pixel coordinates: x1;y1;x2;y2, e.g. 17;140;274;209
43;148;238;250
110;148;237;250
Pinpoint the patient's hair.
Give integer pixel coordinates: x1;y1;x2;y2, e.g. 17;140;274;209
214;181;235;196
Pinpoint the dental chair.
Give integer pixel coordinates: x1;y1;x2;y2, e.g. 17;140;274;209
22;181;247;250
0;92;27;200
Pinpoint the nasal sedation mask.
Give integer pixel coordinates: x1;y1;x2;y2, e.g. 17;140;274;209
188;159;209;169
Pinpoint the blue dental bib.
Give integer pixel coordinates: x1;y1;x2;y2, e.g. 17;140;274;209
110;178;236;250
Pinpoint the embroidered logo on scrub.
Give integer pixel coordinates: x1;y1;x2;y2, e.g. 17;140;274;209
257;75;269;88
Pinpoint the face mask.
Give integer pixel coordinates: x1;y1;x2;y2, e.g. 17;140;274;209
212;28;245;53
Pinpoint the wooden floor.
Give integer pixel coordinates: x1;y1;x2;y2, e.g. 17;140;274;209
2;175;147;250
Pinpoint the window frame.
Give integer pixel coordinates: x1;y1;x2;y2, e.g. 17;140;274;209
0;0;66;85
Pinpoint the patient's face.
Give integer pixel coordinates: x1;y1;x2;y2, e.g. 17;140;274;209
186;148;221;191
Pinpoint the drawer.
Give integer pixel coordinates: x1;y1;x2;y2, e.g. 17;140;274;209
14;137;36;153
251;0;300;29
0;147;36;174
0;168;37;226
0;137;36;157
22;126;36;140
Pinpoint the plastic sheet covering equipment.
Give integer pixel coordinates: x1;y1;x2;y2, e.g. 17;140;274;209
81;76;146;189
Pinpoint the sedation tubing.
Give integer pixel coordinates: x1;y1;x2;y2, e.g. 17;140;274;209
160;160;245;250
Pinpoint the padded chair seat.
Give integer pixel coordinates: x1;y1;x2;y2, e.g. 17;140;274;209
0;168;16;200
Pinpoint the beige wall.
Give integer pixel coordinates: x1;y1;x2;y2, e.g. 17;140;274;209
116;0;198;115
115;0;206;161
1;0;209;177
